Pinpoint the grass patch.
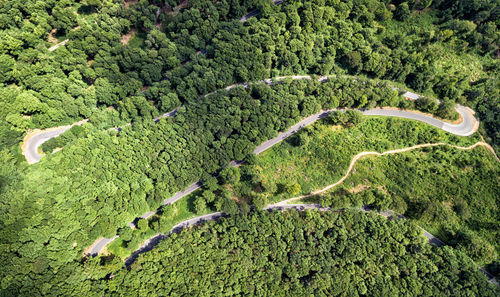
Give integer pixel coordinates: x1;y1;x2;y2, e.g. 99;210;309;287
250;115;479;203
128;31;147;48
314;146;499;271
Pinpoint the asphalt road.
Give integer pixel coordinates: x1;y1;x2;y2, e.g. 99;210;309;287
120;203;498;287
153;106;180;122
87;235;118;256
363;104;477;136
23;119;88;164
48;39;69;52
239;0;283;22
84;90;479;255
24;128;72;164
28;76;478;253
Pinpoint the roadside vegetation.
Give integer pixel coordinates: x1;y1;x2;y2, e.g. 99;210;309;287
314;145;500;274
245;114;479;204
0;0;498;295
103;115;484;260
98;210;499;295
212;116;498;273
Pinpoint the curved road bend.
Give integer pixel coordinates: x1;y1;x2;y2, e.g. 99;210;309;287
23;76;478;164
86;101;478;255
26;0;270;165
363;104;477;137
23;119;88;164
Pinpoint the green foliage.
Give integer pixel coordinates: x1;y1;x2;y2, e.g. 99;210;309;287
323;146;499;269
329;110;365;127
193;196;207;214
105;211;498;295
41;125;87;153
137;219;148;231
286;183;301;195
240;116;477;203
0;0;498;295
415;96;439;113
395;2;411;21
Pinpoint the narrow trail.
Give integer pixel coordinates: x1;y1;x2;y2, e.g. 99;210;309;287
480;135;500;162
48;39;69;52
90;141;496;257
275;141;497;206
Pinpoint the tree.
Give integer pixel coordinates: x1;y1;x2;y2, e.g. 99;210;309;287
437;99;457;120
286;183;301;195
94;78;118;105
0;54;14;82
118;227;133;242
86;0;103;8
220;167;241;184
252;195;268;210
415;96;438;113
137;219;148;231
222;198;239;215
395;2;411;21
193;197;207;214
345;110;364;126
344;51;363;74
202;190;216;203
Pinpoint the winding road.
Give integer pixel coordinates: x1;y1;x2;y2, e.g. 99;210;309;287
63;74;479;255
22;75;478;164
120;140;497;265
86;139;493;258
22;0;497;289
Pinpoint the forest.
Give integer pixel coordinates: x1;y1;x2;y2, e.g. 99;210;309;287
0;0;498;295
104;115;481;259
98;211;499;295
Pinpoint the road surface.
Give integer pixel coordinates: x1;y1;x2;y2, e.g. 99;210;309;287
22;120;88;164
87;236;119;256
23;76;478;164
153;106;180;122
124;212;226;265
29;76;479;253
84;87;479;255
239;0;283;22
364;104;477;136
119;204;498;286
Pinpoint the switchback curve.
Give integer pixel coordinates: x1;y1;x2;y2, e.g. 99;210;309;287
22;75;478;164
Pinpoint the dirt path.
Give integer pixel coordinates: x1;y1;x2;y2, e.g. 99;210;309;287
48;39;69;52
121;29;136;45
275;141;497;205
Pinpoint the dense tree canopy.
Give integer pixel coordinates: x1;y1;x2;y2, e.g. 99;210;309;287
105;210;498;296
0;0;498;295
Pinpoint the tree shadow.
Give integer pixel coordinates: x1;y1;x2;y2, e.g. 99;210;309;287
77;5;95;15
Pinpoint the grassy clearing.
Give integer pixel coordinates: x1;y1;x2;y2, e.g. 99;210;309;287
299;146;499;271
252;115;479;203
128;31;147;48
225;114;497;272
